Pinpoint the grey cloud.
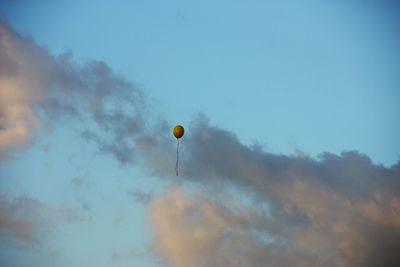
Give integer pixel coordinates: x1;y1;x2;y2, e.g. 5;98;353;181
127;188;153;205
0;194;86;244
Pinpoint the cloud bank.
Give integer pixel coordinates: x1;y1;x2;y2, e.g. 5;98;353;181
148;118;400;267
1;22;399;266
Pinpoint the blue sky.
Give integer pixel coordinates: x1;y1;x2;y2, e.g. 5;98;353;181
1;1;399;267
2;0;399;163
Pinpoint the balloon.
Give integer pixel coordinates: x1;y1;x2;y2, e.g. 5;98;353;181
173;125;185;139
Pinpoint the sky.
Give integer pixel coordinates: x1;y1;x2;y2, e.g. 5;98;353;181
0;1;399;267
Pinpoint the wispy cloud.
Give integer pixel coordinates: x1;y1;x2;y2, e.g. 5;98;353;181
0;21;146;160
0;194;86;244
128;188;153;205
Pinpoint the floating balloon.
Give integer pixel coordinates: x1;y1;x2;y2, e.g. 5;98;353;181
173;125;184;139
173;125;185;176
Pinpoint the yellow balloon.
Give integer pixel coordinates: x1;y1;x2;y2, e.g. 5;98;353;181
173;125;185;139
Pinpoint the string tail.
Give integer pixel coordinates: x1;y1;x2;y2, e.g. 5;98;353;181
176;138;179;176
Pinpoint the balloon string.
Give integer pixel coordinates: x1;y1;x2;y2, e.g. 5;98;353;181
176;138;180;176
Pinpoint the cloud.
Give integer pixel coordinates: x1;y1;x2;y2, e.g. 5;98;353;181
127;188;153;205
150;187;337;267
0;21;146;160
146;117;400;267
0;194;86;244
